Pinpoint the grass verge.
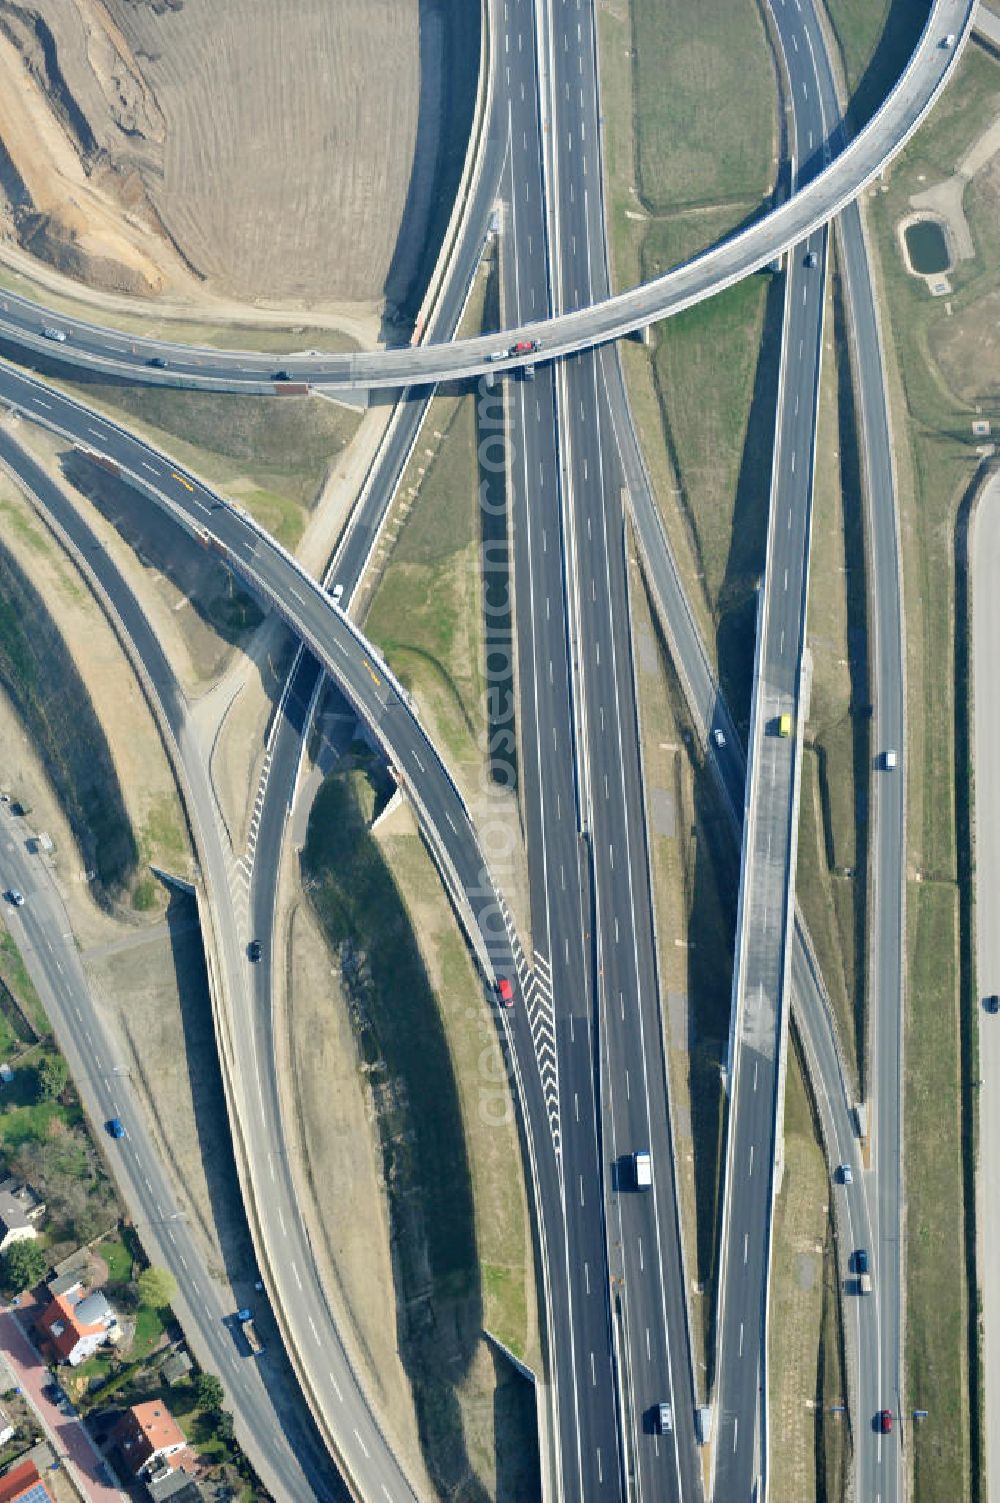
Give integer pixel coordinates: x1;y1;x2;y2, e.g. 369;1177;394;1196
0;928;47;1037
768;1041;850;1501
52;380;362;549
796;254;871;1097
628;545;738;1384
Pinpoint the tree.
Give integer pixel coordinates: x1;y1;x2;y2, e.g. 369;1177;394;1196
137;1266;176;1310
2;1240;46;1292
37;1054;68;1102
194;1373;224;1413
214;1409;235;1444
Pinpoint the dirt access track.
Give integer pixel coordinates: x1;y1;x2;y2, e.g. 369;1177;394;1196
0;0;473;322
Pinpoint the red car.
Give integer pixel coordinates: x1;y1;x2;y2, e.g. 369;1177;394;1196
497;977;514;1007
878;1410;893;1434
509;339;540;356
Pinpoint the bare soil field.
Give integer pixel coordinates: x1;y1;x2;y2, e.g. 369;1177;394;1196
0;0;479;322
296;766;540;1500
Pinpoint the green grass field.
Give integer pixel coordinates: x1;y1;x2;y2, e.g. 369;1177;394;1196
630;0;775;212
56;380;362;547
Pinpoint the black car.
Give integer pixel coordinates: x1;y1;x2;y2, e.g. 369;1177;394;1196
985;994;1000;1014
248;940;263;962
147;356;168;368
854;1247;870;1274
272;370;291;382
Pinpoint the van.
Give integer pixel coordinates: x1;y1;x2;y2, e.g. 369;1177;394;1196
942;32;956;48
488;351;507;363
634;1150;652;1189
658;1402;672;1434
884;749;898;770
859;1273;872;1295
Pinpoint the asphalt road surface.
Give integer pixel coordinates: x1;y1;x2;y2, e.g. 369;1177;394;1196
972;470;1000;1503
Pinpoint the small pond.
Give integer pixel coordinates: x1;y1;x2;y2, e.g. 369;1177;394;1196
904;219;950;275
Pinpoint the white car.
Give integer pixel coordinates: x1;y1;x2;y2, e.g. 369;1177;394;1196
712;728;726;749
942;32;956;48
839;1163;853;1185
41;326;67;343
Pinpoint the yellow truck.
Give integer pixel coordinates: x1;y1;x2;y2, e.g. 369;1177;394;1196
778;712;792;738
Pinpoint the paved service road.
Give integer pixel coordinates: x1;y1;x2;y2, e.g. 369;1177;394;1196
971;469;1000;1503
0;0;972;393
0;1311;125;1503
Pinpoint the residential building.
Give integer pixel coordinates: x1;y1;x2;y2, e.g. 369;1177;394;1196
36;1281;118;1366
114;1401;190;1479
0;1457;54;1502
0;1193;38;1255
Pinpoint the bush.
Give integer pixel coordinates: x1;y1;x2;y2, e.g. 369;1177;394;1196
37;1054;68;1102
2;1240;46;1291
194;1373;224;1413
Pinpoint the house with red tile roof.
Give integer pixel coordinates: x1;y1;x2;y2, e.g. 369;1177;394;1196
35;1280;118;1366
0;1457;54;1502
114;1400;190;1479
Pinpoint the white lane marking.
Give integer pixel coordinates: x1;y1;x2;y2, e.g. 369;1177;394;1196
744;1233;749;1264
353;1429;370;1460
291;1260;302;1290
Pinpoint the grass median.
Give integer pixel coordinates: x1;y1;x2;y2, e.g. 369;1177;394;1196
769;1042;849;1502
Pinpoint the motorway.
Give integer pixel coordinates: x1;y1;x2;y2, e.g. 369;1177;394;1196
0;0;973;394
971;470;1000;1503
534;0;705;1495
0;0;967;1496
